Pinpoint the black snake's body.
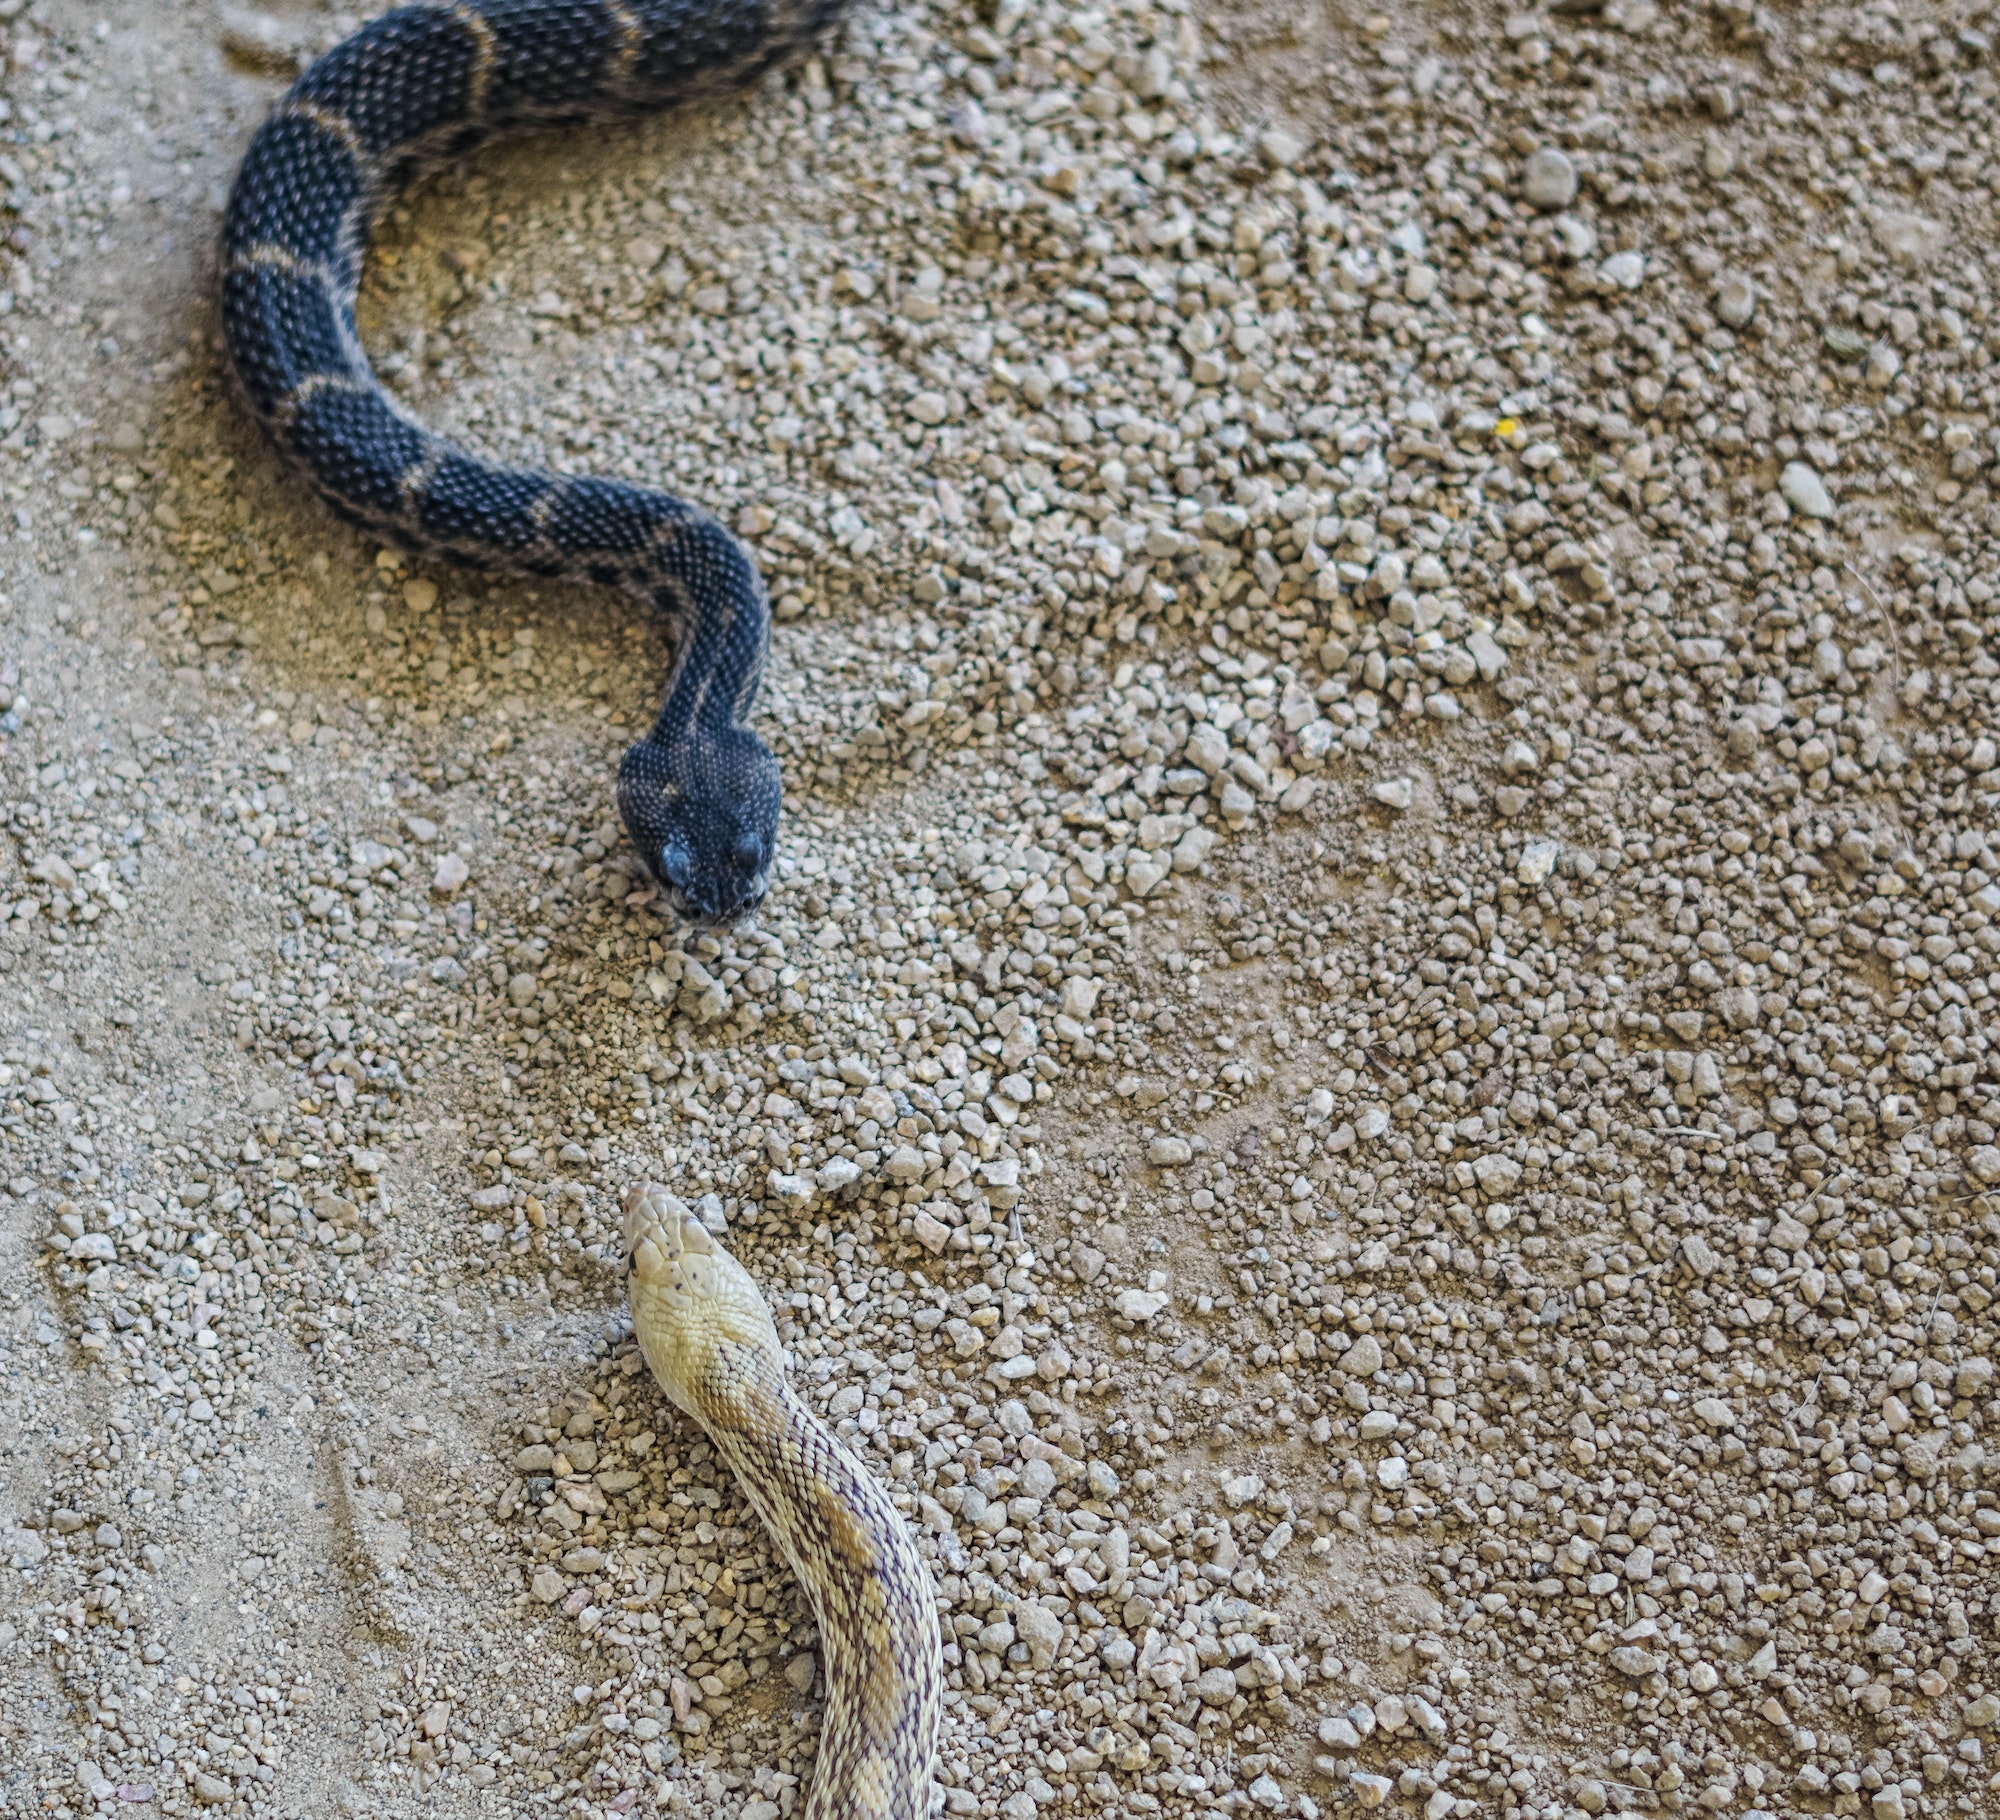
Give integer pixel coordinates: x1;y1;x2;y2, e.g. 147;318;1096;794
222;0;840;925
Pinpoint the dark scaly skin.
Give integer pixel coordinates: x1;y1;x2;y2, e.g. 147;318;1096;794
221;0;845;924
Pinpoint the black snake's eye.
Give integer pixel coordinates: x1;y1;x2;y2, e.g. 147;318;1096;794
734;831;763;870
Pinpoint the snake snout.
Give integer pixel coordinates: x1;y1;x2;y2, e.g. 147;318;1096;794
619;729;779;931
678;1214;716;1255
623;1184;719;1264
648;842;766;930
623;1182;681;1250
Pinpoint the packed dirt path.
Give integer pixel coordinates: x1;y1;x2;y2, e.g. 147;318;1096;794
0;0;1995;1818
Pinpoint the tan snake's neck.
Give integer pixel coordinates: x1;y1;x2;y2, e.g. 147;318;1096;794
623;1188;941;1820
704;1363;940;1820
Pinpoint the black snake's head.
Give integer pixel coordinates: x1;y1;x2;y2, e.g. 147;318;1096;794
618;730;780;929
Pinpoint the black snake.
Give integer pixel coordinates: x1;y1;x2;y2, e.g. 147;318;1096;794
222;9;948;1815
222;0;846;926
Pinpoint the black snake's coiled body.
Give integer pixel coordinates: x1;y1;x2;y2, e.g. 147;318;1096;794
222;0;844;923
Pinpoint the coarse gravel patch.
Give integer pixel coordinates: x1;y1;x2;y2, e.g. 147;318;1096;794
0;0;1996;1819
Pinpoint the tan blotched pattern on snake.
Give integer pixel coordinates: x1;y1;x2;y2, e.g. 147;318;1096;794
623;1186;943;1820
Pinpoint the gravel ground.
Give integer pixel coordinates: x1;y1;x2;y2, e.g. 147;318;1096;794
0;0;1997;1817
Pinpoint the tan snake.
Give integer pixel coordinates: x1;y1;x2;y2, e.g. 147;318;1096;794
623;1185;942;1819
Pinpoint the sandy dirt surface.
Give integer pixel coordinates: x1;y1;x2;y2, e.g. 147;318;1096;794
0;0;1997;1818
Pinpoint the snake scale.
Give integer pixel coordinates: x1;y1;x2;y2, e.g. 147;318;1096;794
223;8;945;1814
625;1188;941;1818
221;0;849;927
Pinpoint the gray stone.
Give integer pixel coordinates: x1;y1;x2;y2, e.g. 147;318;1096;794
815;1157;861;1194
1516;838;1560;886
1780;462;1835;519
1716;271;1756;327
1318;1713;1361;1751
1018;1457;1057;1500
1247;1774;1286;1811
1259;129;1303;170
1113;1287;1170;1322
1715;986;1761;1031
1185;726;1229;775
1014;1602;1063;1670
1338;1335;1383;1376
1195;1666;1239;1705
1523;147;1579;208
1600;250;1646;290
1172;826;1216;873
1473;1154;1522;1195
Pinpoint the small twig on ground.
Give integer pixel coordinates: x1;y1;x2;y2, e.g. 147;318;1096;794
1783;1366;1827;1447
1843;561;1906;689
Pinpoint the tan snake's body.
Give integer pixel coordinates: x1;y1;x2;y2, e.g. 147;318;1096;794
623;1186;942;1819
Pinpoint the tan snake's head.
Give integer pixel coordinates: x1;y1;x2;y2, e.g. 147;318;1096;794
623;1183;784;1424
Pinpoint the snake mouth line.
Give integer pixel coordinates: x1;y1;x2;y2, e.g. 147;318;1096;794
648;877;767;932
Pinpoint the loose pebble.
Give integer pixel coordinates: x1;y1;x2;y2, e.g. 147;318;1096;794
1521;148;1579;211
1715;271;1757;329
1780;461;1838;521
